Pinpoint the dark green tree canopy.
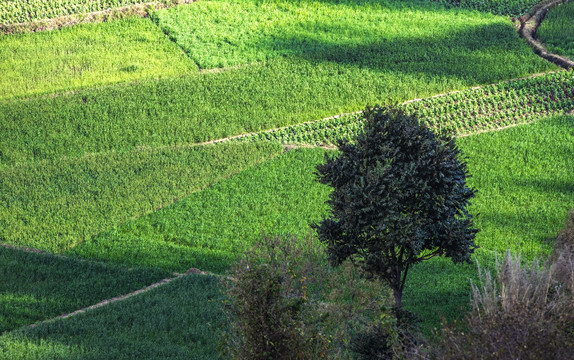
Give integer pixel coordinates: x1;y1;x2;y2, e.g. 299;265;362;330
314;106;478;307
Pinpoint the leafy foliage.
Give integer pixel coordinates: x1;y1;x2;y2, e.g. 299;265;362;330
221;234;330;360
314;106;478;307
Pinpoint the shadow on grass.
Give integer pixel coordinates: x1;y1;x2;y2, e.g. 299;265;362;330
402;250;496;333
240;19;547;85
0;275;226;360
0;247;170;334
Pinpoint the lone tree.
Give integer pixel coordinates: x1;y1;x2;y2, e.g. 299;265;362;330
314;106;478;308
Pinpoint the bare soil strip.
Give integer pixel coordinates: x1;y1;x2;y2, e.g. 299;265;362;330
518;0;574;69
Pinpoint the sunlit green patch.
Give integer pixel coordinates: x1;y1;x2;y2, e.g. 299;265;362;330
459;115;574;258
0;141;282;254
0;17;196;100
68;147;332;273
152;0;550;70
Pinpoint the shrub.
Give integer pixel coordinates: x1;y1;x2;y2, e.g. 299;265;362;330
437;250;574;359
220;233;330;360
220;233;424;359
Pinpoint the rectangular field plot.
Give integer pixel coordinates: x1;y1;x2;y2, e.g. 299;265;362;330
152;0;550;71
0;17;196;100
0;142;282;257
67;147;332;273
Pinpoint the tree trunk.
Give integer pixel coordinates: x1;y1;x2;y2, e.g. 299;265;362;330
393;287;402;309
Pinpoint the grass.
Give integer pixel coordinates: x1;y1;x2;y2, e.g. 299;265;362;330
1;115;570;352
67;147;332;273
58;115;572;328
0;141;283;255
0;6;555;165
0;246;170;334
236;71;574;144
0;17;196;100
537;0;574;61
458;114;574;257
0;274;226;360
152;0;547;70
407;114;574;328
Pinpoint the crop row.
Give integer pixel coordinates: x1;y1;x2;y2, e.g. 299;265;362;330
236;71;574;144
0;0;154;24
427;0;541;16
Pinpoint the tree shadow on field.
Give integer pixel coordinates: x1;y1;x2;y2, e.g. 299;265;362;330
253;20;543;85
401;252;493;333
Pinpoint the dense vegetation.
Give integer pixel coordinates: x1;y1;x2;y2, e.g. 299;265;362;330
537;0;574;61
1;0;573;357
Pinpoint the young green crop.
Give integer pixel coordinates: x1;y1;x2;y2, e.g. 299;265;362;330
67;148;332;273
0;0;151;24
0;17;196;100
236;71;574;144
152;0;547;70
0;274;226;359
66;114;574;331
0;246;171;333
0;141;282;255
0;4;555;165
537;1;574;61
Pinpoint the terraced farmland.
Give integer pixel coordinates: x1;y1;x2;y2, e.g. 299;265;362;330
1;0;573;358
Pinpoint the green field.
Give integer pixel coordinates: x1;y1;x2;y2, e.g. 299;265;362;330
537;0;574;61
1;0;572;357
0;17;196;100
0;1;555;165
0;141;282;254
0;247;170;333
0;274;226;360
